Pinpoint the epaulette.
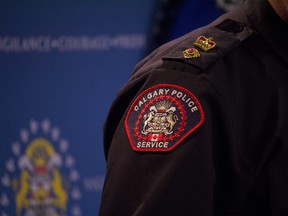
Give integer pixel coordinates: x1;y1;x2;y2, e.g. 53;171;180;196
162;18;254;71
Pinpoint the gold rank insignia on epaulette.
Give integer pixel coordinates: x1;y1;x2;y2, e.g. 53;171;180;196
183;36;216;59
193;36;216;51
183;48;200;59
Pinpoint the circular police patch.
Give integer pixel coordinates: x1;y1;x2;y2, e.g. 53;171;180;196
125;84;205;152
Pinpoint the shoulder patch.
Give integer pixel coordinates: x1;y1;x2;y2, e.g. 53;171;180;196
125;84;204;152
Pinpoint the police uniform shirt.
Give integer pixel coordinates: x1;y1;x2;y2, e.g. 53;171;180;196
99;0;288;215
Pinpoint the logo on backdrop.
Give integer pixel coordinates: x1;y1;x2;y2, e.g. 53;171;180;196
1;119;82;216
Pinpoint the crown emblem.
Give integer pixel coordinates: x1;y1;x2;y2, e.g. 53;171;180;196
193;36;216;51
183;48;200;59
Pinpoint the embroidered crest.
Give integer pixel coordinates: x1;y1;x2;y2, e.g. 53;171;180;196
125;84;204;152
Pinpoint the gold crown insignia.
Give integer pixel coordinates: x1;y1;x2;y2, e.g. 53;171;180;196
193;36;216;51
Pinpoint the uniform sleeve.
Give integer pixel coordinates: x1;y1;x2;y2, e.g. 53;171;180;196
99;9;284;213
99;63;234;215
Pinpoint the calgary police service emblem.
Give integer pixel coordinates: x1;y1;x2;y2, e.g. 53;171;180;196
1;119;82;216
125;84;204;152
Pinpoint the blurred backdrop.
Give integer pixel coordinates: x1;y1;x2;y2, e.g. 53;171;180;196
0;0;242;215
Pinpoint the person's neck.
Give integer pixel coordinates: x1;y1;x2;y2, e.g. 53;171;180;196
268;0;288;23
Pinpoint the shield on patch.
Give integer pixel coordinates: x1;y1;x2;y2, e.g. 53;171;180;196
125;84;205;152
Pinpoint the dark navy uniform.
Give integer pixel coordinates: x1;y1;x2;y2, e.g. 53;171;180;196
99;0;288;215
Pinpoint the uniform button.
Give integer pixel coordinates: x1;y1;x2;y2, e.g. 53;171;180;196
233;23;246;33
216;19;245;34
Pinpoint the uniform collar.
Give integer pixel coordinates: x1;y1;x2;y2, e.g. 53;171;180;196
244;0;288;64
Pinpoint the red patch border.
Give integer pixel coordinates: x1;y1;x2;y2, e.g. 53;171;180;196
125;84;205;152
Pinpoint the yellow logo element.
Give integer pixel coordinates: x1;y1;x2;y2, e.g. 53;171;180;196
15;138;67;216
193;36;216;51
183;48;200;59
